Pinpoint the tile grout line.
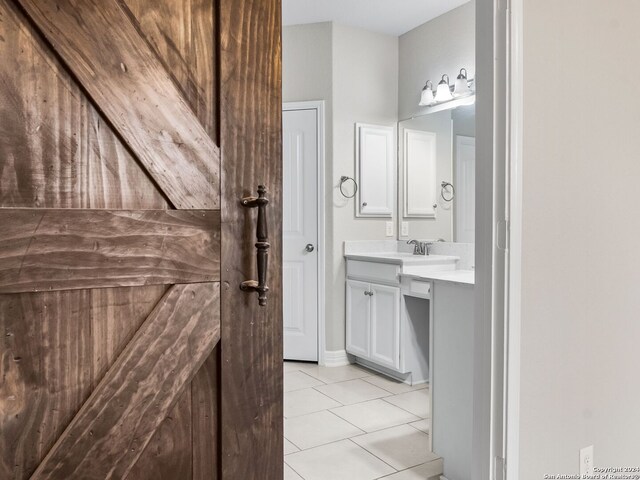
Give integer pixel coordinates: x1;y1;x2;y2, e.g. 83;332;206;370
345;437;400;474
284;410;365;452
380;395;431;420
348;421;434;473
326;409;367;438
309;385;347;407
283;458;307;480
284;435;303;452
407;420;430;435
375;458;444;480
361;375;430;395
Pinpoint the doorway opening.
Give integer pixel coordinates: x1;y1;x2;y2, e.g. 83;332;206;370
283;101;326;364
281;1;506;479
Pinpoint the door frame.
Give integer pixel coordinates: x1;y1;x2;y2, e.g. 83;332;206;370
282;100;326;365
505;0;524;477
475;0;510;478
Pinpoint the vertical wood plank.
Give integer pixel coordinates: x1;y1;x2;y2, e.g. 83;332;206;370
219;0;283;478
0;285;167;479
0;290;92;480
90;286;170;389
191;348;220;480
30;283;220;480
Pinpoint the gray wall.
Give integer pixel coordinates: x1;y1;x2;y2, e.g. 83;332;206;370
517;0;640;475
283;23;398;353
283;22;336;352
398;3;475;241
331;24;399;351
398;2;475;121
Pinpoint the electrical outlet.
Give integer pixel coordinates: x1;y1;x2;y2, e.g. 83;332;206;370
580;445;594;476
401;221;409;236
385;221;394;237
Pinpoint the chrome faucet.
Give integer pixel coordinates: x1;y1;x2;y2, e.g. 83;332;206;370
407;239;432;256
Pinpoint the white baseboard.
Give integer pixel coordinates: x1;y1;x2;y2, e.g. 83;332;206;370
321;350;352;367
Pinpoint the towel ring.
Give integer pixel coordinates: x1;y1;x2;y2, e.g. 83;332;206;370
441;181;455;202
339;176;358;199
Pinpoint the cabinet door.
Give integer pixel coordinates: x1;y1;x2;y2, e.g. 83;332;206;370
370;284;401;370
356;123;395;217
346;280;371;358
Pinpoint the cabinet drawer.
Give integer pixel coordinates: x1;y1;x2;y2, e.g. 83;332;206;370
347;260;400;285
401;277;432;299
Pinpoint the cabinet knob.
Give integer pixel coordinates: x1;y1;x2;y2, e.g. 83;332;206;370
363;290;373;296
362;202;368;207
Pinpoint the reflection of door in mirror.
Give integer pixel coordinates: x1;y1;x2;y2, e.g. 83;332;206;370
398;105;475;243
452;105;476;243
398;111;453;241
455;136;475;243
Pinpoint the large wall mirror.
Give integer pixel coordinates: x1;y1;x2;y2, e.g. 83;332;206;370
398;104;475;243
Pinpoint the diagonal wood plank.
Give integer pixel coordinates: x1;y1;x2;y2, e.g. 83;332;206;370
15;0;220;210
0;209;220;294
29;282;220;480
0;0;171;211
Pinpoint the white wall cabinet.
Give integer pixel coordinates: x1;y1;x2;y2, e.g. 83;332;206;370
355;123;395;217
346;279;400;370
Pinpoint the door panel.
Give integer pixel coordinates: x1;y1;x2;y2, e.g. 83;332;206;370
455;135;476;243
0;0;169;210
219;0;283;478
16;0;220;210
283;108;318;361
346;280;371;358
30;284;220;480
370;284;401;370
1;0;282;478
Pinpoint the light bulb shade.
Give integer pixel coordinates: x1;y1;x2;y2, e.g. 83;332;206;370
419;81;435;106
435;74;453;102
454;68;471;97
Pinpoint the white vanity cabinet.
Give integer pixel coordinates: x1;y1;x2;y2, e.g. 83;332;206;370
345;259;411;374
346;279;401;370
345;279;372;359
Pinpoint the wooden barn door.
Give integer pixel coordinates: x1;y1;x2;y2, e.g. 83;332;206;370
0;0;282;479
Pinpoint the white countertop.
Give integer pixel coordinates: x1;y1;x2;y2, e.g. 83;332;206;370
345;252;475;285
401;268;475;285
344;252;460;267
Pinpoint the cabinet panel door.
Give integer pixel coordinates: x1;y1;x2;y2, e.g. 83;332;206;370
356;123;395;217
370;284;401;370
346;280;371;358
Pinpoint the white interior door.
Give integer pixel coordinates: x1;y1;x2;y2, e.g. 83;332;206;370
283;108;318;361
455;135;476;243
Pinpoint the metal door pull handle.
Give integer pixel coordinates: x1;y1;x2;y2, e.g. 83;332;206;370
240;185;270;306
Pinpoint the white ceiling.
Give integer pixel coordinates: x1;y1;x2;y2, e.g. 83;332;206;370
283;0;470;36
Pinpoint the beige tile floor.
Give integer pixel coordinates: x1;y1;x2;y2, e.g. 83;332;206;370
284;361;443;480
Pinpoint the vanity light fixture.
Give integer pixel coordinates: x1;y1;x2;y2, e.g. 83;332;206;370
419;80;435;106
454;68;471;97
435;74;453;102
416;68;475;112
